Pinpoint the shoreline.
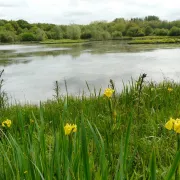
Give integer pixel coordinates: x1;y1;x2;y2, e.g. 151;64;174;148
0;36;180;45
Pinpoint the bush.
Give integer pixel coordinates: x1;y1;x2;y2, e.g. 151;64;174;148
66;25;81;40
144;26;153;35
20;32;36;41
154;28;169;36
112;31;122;38
0;31;16;43
126;26;143;37
169;26;180;36
81;32;92;39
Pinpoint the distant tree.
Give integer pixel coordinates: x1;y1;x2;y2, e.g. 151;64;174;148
91;29;102;40
101;31;111;40
113;18;125;23
145;16;160;21
1;16;180;43
0;20;6;26
20;32;36;41
154;28;169;36
131;18;143;22
159;21;171;29
30;26;47;41
144;26;153;36
91;28;111;40
4;23;15;32
36;28;47;41
81;30;92;39
137;29;145;36
112;31;122;38
67;25;81;39
0;31;16;43
16;27;23;35
171;21;180;28
51;26;63;39
169;26;180;36
9;21;19;31
17;19;31;29
109;23;126;34
126;26;140;37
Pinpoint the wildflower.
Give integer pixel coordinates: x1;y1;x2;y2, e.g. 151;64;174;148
64;123;77;135
165;117;175;130
174;119;180;133
165;118;180;133
2;119;12;128
104;88;114;98
72;124;77;133
167;87;173;92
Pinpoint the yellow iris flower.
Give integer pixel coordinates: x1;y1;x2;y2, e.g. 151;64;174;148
174;119;180;133
104;88;115;98
167;87;173;92
2;119;12;128
165;118;180;133
165;118;175;130
64;123;77;135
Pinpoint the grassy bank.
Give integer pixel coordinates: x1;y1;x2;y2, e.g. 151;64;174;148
41;36;180;45
0;76;180;179
40;39;88;44
129;36;180;44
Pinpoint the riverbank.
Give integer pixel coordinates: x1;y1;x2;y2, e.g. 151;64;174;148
0;77;180;179
1;36;180;45
40;39;88;44
129;36;180;44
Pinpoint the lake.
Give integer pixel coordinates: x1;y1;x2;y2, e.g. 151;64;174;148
0;41;180;104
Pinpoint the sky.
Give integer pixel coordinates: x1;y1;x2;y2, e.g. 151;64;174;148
0;0;180;24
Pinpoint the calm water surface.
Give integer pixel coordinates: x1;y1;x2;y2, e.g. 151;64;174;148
0;41;180;103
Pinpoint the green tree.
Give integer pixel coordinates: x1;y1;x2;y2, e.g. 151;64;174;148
169;26;180;36
145;26;153;36
17;19;31;29
145;15;160;21
51;26;63;39
137;29;145;36
67;25;81;39
9;21;19;31
30;26;47;41
4;23;15;32
81;30;92;39
112;31;122;39
126;26;141;37
0;20;6;26
20;32;36;41
154;28;169;36
0;31;16;43
101;31;111;40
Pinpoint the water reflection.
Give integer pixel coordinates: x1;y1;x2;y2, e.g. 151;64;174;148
1;41;180;67
0;41;180;103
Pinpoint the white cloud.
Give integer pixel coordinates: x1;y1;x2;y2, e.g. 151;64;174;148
0;0;179;24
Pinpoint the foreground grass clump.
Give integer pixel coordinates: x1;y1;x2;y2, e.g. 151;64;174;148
0;77;180;179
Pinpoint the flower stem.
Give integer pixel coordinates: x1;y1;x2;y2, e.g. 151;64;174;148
68;135;72;161
175;134;180;180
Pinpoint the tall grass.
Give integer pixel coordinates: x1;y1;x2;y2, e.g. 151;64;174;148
0;75;180;179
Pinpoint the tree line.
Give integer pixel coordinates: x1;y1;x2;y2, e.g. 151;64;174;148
0;15;180;43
